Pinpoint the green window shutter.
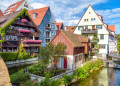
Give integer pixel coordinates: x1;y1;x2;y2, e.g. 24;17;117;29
104;45;106;49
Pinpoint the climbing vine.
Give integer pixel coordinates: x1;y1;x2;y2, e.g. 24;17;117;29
0;8;31;37
0;8;31;50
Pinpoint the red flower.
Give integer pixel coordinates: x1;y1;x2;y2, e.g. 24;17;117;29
21;19;28;23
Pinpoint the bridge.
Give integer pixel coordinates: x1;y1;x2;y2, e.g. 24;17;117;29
105;54;120;68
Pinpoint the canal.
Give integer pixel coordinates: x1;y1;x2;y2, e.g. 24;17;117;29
8;65;120;86
72;66;120;86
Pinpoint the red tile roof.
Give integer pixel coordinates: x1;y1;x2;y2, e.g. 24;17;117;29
0;9;3;17
65;26;76;33
108;25;115;32
4;0;24;15
28;7;49;26
55;21;63;30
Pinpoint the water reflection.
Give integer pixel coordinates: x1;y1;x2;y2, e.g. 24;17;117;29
72;67;120;86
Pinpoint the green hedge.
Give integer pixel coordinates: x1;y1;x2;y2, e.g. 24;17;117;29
0;52;35;62
0;52;18;62
10;69;30;84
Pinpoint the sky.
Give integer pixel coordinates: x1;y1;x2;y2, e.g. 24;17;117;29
0;0;120;34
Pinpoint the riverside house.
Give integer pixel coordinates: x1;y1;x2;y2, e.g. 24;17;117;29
0;9;42;56
51;31;90;69
73;5;117;59
4;0;32;15
28;7;58;47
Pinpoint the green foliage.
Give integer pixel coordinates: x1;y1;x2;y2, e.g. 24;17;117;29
84;59;103;72
0;52;18;61
84;61;93;71
10;69;30;84
0;44;32;62
38;43;67;66
18;44;31;60
73;67;89;79
61;75;73;85
28;63;66;77
117;34;120;51
28;63;47;77
0;9;31;37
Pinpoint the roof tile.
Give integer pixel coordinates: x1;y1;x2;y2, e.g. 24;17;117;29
28;7;49;26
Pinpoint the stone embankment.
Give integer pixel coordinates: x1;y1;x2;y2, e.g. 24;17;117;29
0;56;11;86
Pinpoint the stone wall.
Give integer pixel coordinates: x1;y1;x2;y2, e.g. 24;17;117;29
0;56;11;86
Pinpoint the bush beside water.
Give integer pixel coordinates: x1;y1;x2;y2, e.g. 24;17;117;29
11;59;103;86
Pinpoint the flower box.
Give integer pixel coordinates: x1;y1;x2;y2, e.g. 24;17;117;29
21;19;28;23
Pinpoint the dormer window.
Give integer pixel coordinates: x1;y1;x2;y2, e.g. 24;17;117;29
33;13;37;19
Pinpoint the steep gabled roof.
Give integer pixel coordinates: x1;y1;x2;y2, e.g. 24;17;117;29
28;7;49;26
0;9;40;32
108;25;115;32
74;5;109;33
65;26;76;33
4;0;24;15
0;9;3;17
55;21;63;30
51;30;89;47
62;31;84;47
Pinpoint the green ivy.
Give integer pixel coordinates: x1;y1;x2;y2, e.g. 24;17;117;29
0;8;31;37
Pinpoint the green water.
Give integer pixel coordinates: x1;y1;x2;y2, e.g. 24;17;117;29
72;67;120;86
8;64;31;75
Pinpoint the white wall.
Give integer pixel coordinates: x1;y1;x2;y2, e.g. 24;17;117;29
74;5;109;56
16;0;32;11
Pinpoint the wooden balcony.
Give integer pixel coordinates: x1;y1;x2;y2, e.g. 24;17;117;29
32;32;40;37
81;29;97;34
23;44;41;47
46;26;51;29
7;30;40;37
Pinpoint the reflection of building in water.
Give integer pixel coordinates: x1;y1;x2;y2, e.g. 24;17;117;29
0;56;11;86
98;68;109;86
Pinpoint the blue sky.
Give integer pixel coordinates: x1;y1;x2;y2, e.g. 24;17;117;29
0;0;120;34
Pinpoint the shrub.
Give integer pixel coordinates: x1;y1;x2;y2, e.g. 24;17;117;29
84;61;93;72
0;52;18;62
62;75;73;85
10;69;30;84
73;67;89;79
28;64;47;76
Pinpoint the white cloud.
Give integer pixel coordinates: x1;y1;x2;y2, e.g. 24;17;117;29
30;3;48;9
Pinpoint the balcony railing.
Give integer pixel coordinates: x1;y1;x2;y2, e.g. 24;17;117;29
46;26;51;29
81;29;97;33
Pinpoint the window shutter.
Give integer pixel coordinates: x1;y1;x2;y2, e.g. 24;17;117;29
104;45;105;49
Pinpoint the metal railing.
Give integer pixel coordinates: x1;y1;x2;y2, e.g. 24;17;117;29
81;29;97;33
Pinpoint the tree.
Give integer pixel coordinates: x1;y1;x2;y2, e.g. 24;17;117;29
38;42;67;67
117;35;120;52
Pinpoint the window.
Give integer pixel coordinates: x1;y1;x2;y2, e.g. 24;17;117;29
94;18;96;21
87;19;88;21
91;18;93;21
46;39;50;43
96;25;102;29
33;13;37;19
85;26;88;29
99;44;105;49
100;34;104;39
78;26;80;30
84;19;86;21
46;31;50;37
52;32;55;36
82;26;84;30
46;24;51;27
89;12;91;14
51;25;55;29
